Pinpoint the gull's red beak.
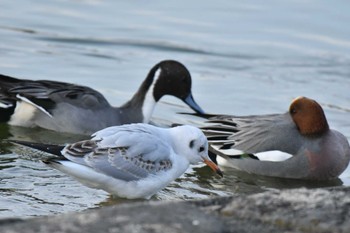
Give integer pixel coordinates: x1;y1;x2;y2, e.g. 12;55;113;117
203;159;223;177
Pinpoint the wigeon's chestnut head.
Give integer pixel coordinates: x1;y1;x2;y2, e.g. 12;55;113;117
289;96;329;135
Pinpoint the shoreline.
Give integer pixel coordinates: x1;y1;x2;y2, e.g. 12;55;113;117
1;186;349;233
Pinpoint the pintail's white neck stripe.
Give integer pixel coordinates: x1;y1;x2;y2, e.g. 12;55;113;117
142;68;161;123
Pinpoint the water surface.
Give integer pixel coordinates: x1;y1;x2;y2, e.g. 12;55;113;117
0;0;350;218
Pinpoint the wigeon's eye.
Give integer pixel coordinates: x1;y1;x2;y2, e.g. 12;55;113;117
198;146;205;152
290;107;297;114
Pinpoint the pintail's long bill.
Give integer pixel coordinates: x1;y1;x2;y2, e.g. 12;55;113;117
184;94;205;114
203;159;223;177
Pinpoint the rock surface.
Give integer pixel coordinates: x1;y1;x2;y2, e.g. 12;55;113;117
1;187;350;233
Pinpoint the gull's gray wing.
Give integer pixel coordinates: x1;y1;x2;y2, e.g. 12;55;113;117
61;125;172;181
202;113;304;155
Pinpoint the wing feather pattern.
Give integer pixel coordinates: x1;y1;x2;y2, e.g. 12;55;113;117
61;125;172;181
0;74;111;116
202;113;304;156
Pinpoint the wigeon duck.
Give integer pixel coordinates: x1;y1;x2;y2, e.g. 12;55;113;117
201;97;350;180
10;123;222;199
0;60;204;135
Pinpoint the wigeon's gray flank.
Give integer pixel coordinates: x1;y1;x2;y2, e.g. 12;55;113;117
0;60;204;135
202;96;350;180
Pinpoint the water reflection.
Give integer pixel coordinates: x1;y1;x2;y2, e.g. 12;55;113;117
221;167;343;190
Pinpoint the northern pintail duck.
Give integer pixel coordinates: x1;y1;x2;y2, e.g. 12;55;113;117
0;60;204;134
202;96;350;180
10;123;222;199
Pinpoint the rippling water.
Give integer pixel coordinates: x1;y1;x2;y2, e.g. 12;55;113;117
0;0;350;218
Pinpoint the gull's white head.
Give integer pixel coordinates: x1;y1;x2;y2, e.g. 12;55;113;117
169;125;223;176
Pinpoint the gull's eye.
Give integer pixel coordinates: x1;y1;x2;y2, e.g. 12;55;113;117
198;146;205;152
189;140;195;149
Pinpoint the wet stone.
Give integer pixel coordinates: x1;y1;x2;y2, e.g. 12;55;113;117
1;186;349;233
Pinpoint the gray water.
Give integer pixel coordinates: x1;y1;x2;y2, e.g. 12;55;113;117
0;0;350;219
